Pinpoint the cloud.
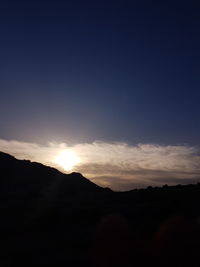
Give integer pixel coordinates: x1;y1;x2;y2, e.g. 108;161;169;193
0;139;200;191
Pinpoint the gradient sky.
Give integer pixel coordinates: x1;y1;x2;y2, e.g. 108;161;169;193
1;0;200;145
0;1;200;190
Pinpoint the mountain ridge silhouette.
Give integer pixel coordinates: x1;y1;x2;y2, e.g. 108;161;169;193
1;151;200;267
0;151;106;194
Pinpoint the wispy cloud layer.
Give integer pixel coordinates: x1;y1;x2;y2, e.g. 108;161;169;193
0;139;200;191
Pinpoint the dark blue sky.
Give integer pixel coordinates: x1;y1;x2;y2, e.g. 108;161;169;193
1;0;200;145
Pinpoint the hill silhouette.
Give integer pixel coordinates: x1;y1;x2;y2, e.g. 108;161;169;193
0;151;200;267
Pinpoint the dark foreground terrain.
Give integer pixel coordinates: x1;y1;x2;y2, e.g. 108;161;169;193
0;151;200;266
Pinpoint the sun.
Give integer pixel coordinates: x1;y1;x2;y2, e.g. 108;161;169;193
53;149;81;171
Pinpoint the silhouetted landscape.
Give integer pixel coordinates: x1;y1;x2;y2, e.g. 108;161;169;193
1;151;200;266
1;0;200;266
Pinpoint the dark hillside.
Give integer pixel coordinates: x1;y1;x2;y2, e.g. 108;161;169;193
0;152;200;267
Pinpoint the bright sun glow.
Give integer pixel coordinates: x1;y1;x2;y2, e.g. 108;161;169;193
53;150;81;171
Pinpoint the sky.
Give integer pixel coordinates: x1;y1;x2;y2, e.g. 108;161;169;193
0;1;200;190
